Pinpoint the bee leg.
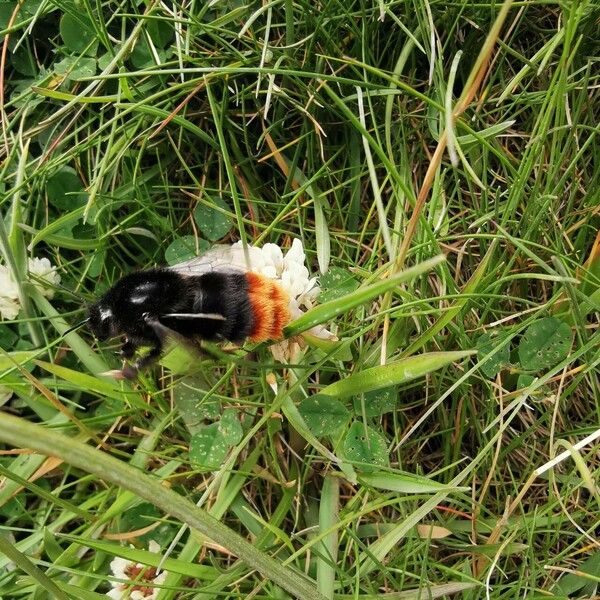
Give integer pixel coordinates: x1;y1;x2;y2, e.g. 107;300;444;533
120;338;137;359
143;314;171;340
121;364;139;380
132;334;163;372
118;323;164;379
118;338;142;379
120;338;163;380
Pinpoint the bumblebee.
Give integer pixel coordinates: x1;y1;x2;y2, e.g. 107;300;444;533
87;246;291;378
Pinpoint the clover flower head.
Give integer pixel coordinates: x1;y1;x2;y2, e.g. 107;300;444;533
107;541;167;600
0;265;20;320
0;257;60;321
28;257;61;299
232;238;336;363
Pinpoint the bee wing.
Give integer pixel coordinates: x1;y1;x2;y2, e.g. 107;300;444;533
169;245;256;276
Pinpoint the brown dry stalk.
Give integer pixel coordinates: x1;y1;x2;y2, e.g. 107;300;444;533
395;0;515;272
379;0;514;364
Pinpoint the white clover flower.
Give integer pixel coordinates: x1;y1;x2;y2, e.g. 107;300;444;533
232;238;336;363
0;265;20;320
261;243;284;275
28;257;61;299
107;541;167;600
283;237;305;267
243;245;267;271
0;257;60;321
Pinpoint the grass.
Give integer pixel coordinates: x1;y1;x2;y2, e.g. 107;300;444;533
0;0;599;598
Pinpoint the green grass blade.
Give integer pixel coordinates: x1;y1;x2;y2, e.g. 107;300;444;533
282;395;357;483
31;290;109;375
400;240;498;357
58;535;219;580
358;471;469;494
0;462;92;519
0;412;327;600
284;255;445;337
316;476;339;599
0;534;69;600
335;582;479;599
321;350;475;398
34;360;126;400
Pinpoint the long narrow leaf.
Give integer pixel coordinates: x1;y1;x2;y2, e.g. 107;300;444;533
284;255;445;337
359;471;469;494
316;476;339;599
0;534;69;600
321;350;475;398
0;412;326;600
400;241;497;357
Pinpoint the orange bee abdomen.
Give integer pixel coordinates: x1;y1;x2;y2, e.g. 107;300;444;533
245;272;291;342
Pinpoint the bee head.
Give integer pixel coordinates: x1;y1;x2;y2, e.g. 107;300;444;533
87;301;118;341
